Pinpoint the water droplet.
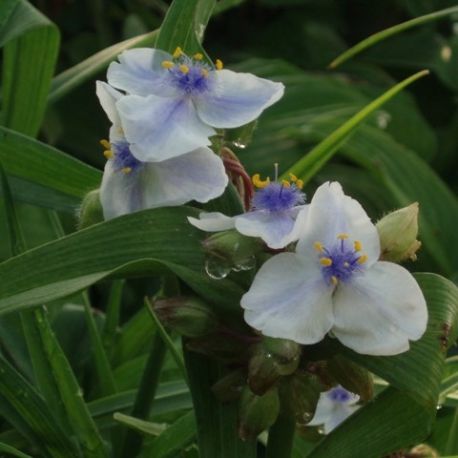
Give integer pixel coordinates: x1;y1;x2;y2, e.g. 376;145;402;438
264;352;273;359
376;111;391;129
233;255;256;272
302;411;312;423
318;426;326;435
232;139;247;149
205;257;231;280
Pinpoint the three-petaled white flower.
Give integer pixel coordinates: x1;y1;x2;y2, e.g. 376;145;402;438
241;182;428;355
96;81;228;219
103;47;285;162
188;171;308;249
308;385;360;434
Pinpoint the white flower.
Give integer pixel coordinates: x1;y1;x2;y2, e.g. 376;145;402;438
96;82;228;219
308;385;360;434
241;182;428;356
102;47;284;162
188;172;308;249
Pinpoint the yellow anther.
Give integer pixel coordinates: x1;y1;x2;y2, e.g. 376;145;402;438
100;139;111;149
357;255;368;264
252;174;270;189
215;59;224;70
103;150;113;159
320;257;333;267
337;233;349;240
331;276;339;286
281;180;291;188
193;52;204;60
313;242;324;252
354;240;362;252
201;69;209;78
289;173;298;182
179;64;190;74
162;60;175;69
121;167;132;174
173;46;183;58
295;179;304;189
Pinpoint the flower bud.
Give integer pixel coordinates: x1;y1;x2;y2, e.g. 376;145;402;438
409;444;438;458
203;230;263;266
77;189;104;229
154;296;218;338
238;386;280;440
248;337;301;395
376;203;421;262
287;372;321;426
327;355;373;402
212;369;246;403
186;333;250;363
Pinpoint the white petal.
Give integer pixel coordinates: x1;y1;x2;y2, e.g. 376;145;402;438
323;405;359;434
116;95;216;162
241;253;334;344
234;206;307;249
140;147;228;208
297;182;380;266
308;396;335;427
332;261;428;356
194;69;284;128
188;212;235;232
96;81;122;126
107;48;177;97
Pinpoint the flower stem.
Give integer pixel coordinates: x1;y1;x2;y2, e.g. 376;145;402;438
266;410;296;458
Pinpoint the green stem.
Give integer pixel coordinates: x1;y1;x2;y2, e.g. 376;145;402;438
120;332;166;458
266;411;295;458
445;406;458;455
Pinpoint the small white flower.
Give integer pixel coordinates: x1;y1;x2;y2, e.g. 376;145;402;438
188;172;308;249
241;182;428;356
96;82;228;219
308;386;360;434
101;47;284;162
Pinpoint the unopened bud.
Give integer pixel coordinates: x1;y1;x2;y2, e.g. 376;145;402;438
203;230;262;266
248;337;301;395
77;189;104;229
238;387;280;440
376;203;421;262
154;296;218;338
224;120;258;149
409;444;438;458
287;371;321;425
212;369;246;403
328;355;373;402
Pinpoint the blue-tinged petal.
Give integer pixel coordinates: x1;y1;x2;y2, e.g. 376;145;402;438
297;182;379;266
96;81;125;142
241;253;334;344
140;147;228;208
332;261;428;356
323;405;359;434
107;48;177;97
193;69;284;128
116;94;216;162
188;212;235;232
234;205;308;249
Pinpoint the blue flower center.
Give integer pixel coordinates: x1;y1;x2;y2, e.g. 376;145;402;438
314;234;368;286
112;141;143;173
252;182;305;212
162;48;215;95
327;386;352;404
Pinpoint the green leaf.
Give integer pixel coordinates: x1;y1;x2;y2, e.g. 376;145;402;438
0;442;32;458
0;127;101;212
1;0;60;136
113;413;166;436
0;207;244;319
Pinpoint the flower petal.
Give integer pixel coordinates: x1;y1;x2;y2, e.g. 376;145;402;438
140;147;228;208
297;182;380;266
241;252;334;344
308;395;335;427
96;81;122;125
332;261;428;355
194;69;284;128
188;212;235;232
323;405;359;434
116;94;216;162
234;205;307;249
107;48;177;97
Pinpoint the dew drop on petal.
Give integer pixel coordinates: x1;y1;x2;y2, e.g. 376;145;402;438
205;257;231;280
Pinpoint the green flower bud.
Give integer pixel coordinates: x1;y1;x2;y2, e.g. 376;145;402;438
238;386;280;441
328;355;373;402
77;189;104;230
154;296;218;338
376;203;421;262
203;230;263;266
248;337;301;395
286;371;321;426
212;369;246;403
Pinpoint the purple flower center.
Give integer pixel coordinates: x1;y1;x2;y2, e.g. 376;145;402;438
113;141;143;173
315;235;368;286
327;386;352;404
252;182;305;212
